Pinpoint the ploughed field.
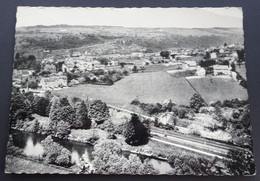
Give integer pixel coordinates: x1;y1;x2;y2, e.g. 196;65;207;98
57;72;248;107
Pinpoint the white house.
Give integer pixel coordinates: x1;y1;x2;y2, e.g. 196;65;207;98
213;65;231;76
158;112;175;125
39;75;67;90
71;52;81;57
182;60;197;70
210;52;217;59
196;66;206;76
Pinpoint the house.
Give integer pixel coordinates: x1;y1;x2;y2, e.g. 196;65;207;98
213;65;231;76
108;60;119;66
182;60;197;70
210;52;217;59
39;75;67;90
71;52;81;57
158;112;175;125
196;66;206;76
175;55;193;61
62;64;68;73
13;69;34;81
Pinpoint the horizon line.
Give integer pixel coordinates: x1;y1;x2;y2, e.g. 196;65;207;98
16;24;243;29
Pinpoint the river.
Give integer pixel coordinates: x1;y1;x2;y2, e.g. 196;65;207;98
10;130;174;174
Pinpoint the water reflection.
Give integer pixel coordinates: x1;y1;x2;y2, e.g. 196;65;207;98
10;130;174;174
11;130;93;165
23;137;44;157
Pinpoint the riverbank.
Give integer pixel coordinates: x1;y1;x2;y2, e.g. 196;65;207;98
5;155;74;174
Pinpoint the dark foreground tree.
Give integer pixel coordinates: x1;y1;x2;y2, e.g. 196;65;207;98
124;114;150;146
74;100;91;129
32;96;50;117
88;100;110;125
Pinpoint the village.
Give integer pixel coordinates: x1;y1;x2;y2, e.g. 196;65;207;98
12;42;245;98
5;6;256;175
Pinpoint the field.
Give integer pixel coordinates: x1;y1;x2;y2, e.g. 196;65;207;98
186;76;248;104
56;71;196;107
5;156;72;174
57;72;249;108
236;64;247;80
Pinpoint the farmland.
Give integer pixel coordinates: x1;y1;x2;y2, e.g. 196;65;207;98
57;71;249;108
56;71;196;107
186;76;248;104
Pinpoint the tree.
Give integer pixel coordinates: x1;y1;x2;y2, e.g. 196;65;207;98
190;93;206;113
119;62;126;68
49;97;74;136
15;53;20;60
55;148;71;167
227;150;255;175
28;81;38;89
89;100;110;125
91;139;158;174
167;153;220;175
56;121;71;139
59;97;70;107
41;136;71;167
9;88;31;127
160;51;171;59
124;114;149;146
74;100;91;129
237;49;245;62
132;66;138;73
98;57;109;65
32;96;50;117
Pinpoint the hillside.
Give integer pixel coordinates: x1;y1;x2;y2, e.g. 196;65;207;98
15;25;244;56
57;71;196;107
186;76;248;104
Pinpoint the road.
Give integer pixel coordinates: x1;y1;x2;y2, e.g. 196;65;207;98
151;127;250;159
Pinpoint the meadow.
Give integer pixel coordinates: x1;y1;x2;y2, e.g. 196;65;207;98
56;71;196;107
186;76;248;104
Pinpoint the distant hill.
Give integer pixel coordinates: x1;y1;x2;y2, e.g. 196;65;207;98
15;25;244;54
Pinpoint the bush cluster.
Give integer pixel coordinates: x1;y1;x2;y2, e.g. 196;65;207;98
41;136;71;167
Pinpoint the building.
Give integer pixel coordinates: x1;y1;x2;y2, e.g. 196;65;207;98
196;66;206;76
108;60;119;66
39;75;67;90
71;52;81;57
13;69;34;81
210;52;217;59
182;60;197;70
213;65;231;76
158;112;175;125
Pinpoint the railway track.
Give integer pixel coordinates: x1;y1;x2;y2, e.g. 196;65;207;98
151;127;250;159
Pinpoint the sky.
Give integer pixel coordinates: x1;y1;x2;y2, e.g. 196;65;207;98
16;7;243;28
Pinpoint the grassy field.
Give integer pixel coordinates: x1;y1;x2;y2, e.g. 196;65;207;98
5;156;73;174
186;76;248;104
56;71;196;107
